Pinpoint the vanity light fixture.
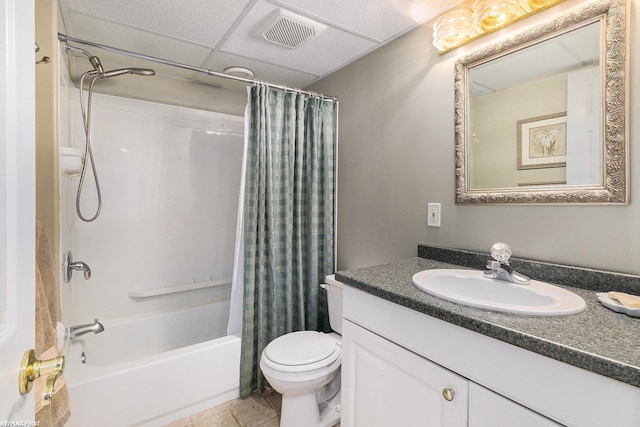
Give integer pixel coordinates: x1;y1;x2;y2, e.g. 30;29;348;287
432;0;566;54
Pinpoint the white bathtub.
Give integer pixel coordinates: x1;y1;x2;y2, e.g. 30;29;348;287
64;302;241;426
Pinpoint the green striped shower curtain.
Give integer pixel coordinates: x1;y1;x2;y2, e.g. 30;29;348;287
239;84;337;396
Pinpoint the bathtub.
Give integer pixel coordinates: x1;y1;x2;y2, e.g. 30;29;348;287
64;302;241;427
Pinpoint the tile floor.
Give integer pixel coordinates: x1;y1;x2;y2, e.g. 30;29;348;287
167;389;341;427
166;388;283;427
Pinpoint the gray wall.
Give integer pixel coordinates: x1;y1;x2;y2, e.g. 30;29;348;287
310;0;640;275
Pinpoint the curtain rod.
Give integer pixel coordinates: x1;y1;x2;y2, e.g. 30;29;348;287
57;33;337;101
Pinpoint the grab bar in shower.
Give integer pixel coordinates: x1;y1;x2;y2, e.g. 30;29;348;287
128;276;232;298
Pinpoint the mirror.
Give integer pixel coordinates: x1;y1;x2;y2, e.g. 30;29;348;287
454;0;628;204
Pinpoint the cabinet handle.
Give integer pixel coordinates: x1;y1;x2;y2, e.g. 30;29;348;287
442;388;455;401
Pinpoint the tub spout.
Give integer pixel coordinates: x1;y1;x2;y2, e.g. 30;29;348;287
68;318;104;340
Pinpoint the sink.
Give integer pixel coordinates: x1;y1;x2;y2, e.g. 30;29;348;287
412;269;586;316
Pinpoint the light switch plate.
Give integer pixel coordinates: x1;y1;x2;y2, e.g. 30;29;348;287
428;203;441;227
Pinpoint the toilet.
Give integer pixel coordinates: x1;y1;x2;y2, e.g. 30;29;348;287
260;275;343;427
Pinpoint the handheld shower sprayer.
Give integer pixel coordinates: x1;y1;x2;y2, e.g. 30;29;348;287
100;68;156;78
75;54;155;222
88;54;155;78
78;50;156;79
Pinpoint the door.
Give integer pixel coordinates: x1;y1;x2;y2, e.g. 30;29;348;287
342;320;468;427
0;0;36;420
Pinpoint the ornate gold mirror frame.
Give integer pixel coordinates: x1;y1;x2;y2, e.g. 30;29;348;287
454;0;628;204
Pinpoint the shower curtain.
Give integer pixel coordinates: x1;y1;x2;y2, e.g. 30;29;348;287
238;84;337;396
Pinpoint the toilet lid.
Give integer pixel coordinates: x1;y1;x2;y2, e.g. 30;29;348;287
264;331;338;366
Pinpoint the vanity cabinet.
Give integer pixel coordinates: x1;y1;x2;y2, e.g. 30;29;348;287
343;319;468;426
468;383;559;426
343;320;559;427
341;285;640;427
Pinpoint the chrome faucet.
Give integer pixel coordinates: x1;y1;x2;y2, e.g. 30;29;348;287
68;318;104;340
484;242;530;285
64;250;91;282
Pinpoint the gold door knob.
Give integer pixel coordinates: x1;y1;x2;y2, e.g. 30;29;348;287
19;349;64;404
442;388;455;401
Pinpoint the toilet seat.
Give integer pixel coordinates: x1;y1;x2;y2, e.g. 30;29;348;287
263;331;341;373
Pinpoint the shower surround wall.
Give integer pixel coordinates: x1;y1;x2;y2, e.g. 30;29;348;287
61;91;244;326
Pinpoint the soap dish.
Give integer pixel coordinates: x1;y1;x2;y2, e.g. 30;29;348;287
596;292;640;318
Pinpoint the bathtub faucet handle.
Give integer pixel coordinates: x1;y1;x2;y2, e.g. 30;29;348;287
69;260;91;280
64;250;92;282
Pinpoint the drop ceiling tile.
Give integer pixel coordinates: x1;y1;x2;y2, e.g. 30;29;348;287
63;0;252;47
65;11;213;70
196;51;320;89
471;23;601;94
273;0;459;41
558;20;601;63
59;0;460;90
221;0;377;75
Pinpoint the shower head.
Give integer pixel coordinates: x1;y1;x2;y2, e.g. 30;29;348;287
100;67;156;78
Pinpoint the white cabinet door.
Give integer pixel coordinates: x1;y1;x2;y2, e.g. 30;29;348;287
469;383;562;427
342;320;468;427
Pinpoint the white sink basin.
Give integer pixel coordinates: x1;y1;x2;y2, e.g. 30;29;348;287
412;269;586;316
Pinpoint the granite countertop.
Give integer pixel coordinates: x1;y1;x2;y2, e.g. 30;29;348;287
335;257;640;389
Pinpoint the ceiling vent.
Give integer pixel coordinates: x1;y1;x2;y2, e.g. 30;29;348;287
262;9;326;49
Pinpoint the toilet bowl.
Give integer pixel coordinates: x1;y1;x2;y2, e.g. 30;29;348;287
260;275;343;427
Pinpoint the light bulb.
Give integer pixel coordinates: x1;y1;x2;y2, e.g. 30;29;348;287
432;9;477;52
473;0;528;32
528;0;558;10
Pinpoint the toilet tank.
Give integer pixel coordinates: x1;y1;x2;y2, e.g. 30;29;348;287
324;275;344;334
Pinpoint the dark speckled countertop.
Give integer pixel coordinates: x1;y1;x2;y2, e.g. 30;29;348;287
335;250;640;389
